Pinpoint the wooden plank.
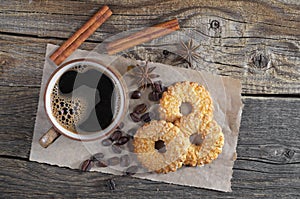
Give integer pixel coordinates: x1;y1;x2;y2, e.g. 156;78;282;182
0;156;299;198
0;33;299;94
0;0;299;197
0;34;97;87
0;85;299;163
0;86;38;158
1;0;300;94
1;0;299;39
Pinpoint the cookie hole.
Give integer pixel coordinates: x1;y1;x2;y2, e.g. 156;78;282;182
189;133;203;146
155;140;166;153
180;102;192;116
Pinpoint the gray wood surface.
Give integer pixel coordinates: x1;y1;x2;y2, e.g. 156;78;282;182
0;0;299;198
1;88;299;198
1;0;300;94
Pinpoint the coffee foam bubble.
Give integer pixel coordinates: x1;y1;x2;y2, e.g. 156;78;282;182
73;64;86;72
51;83;87;133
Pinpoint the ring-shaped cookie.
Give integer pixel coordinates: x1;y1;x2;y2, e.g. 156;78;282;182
133;120;190;173
159;81;213;128
177;115;224;166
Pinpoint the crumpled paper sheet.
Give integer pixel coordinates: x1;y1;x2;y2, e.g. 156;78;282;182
30;44;243;192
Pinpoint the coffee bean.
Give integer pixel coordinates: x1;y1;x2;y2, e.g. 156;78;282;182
148;91;160;101
110;130;123;142
90;152;104;161
107;157;120;166
107;179;116;190
148;92;155;101
127;139;135;152
130;112;140;122
152;81;163;93
124;165;138;175
162;86;168;92
144;117;151;123
133;103;147;114
80;159;93;172
101;138;113;146
120;155;130;167
131;90;141;99
117;136;130;145
111;144;122;154
95;160;108;167
141;112;154;123
146;83;153;88
158;92;163;99
117;122;124;129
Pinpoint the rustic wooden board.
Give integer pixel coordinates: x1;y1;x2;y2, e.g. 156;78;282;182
1;0;300;94
0;86;37;158
0;34;97;87
1;34;299;94
0;146;299;198
0;0;300;197
2;0;300;39
0;84;299;198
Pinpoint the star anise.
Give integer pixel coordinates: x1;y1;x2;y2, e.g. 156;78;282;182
174;39;201;68
131;62;160;90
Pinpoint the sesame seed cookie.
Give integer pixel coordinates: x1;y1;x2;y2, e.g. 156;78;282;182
133;120;190;173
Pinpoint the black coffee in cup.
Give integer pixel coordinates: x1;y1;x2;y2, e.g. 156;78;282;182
50;64;120;134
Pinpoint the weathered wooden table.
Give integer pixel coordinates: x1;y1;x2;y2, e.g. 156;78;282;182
1;0;299;198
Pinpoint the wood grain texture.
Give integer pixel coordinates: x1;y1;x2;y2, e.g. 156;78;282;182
0;0;300;197
0;86;38;158
0;145;299;198
0;34;97;87
0;84;299;198
1;34;299;94
1;82;300;160
1;0;300;94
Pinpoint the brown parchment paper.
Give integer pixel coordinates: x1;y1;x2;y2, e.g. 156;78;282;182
30;44;243;192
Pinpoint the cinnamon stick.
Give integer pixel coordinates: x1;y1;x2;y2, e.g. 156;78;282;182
106;18;180;55
50;6;112;65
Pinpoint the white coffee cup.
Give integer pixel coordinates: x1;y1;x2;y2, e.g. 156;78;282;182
40;59;128;148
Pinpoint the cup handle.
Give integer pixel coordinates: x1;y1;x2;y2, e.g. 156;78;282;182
39;127;61;148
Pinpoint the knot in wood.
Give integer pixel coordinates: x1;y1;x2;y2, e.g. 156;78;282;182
163;50;170;56
251;53;269;69
210;20;220;30
283;149;295;159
